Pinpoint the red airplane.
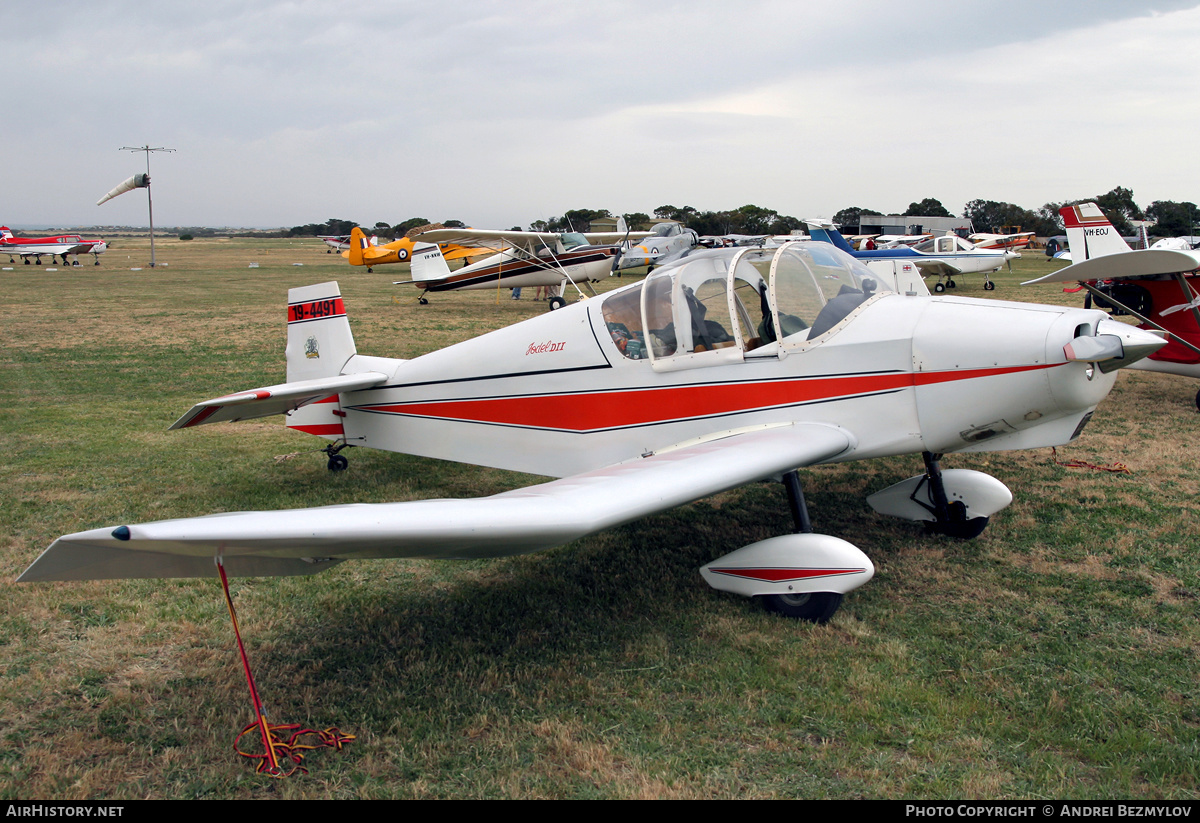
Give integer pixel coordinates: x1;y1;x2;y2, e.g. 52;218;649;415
0;226;108;266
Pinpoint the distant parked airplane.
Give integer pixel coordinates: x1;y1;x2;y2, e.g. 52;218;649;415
0;227;107;266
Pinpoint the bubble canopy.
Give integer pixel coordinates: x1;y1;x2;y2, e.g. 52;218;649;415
600;243;892;372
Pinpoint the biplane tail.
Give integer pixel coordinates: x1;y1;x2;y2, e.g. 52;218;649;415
1060;203;1133;262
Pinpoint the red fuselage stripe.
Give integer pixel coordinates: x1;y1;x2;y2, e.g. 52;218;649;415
287;423;345;436
351;364;1056;432
707;567;866;582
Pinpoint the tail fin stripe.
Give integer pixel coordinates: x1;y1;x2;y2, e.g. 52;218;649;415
288;297;346;324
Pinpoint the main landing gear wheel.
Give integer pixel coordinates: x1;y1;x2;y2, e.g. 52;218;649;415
920;453;989;539
327;454;349;472
1194;388;1200;412
548;296;567;310
934;282;945;293
924;501;989;539
983;281;995;291
947;279;956;288
761;592;843;623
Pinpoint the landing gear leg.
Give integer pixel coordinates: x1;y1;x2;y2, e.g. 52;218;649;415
782;469;812;534
761;470;843;622
921;452;988;539
323;442;350;471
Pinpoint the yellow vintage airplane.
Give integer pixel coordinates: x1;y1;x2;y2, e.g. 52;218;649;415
343;226;495;272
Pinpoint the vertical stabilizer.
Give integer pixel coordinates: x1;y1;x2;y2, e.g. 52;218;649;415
347;227;369;267
1060;203;1132;261
286;281;357;383
410;242;453;282
804;220;856;254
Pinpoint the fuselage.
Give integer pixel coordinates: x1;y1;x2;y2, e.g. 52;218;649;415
0;227;106;260
305;245;1122;479
420;244;619;292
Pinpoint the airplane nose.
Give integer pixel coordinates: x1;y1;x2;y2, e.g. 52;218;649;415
1091;319;1169;371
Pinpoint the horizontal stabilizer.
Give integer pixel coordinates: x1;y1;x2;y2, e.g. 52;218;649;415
169;371;388;429
21;424;855;581
1023;249;1200;285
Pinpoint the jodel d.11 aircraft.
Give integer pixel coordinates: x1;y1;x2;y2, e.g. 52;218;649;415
20;242;1165;623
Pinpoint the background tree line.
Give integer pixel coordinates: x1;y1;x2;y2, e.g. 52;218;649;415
834;188;1200;239
280;187;1200;243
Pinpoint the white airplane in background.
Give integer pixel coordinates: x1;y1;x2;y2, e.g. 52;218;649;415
1;226;108;266
806;220;1017;292
1024;202;1200;409
401;223;651;309
22;241;1165;629
874;233;932;248
968;231;1036;251
318;235;351;253
615;221;698;272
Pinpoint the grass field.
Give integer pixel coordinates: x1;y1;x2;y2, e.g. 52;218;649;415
2;238;1198;799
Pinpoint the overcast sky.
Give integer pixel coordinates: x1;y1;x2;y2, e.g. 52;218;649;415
5;1;1198;229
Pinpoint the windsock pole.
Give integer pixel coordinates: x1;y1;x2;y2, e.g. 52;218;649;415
116;145;174;267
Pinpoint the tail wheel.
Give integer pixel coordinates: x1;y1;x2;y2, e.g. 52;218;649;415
760;592;843;623
327;454;349;472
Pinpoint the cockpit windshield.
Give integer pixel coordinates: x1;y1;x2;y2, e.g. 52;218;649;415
648;222;677;238
600;244;890;367
560;232;588;250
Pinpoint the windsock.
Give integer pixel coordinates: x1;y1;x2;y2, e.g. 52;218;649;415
97;173;149;206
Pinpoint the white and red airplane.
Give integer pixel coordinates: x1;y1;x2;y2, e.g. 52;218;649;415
20;241;1165;625
967;231;1036;252
318;234;351;253
1024;202;1200;409
399;224;651;309
0;226;107;266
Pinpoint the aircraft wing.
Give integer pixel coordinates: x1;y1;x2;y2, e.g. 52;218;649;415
413;228;564;249
169;372;389;429
912;260;962;277
1022;249;1200;285
19;423;855;582
582;231;653;245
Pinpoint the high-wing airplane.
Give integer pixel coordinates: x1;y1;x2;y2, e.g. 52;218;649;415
968;231;1036;251
615;221;698;272
342;227;494;272
1024;202;1200;409
21;242;1166;630
806;220;1017;292
396;225;649;309
874;233;932;248
0;226;107;266
319;234;351;253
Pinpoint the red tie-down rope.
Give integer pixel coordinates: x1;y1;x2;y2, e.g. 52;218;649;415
217;558;354;777
1051;446;1131;474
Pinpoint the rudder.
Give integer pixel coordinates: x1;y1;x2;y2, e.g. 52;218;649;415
1060;203;1132;261
286;281;357;383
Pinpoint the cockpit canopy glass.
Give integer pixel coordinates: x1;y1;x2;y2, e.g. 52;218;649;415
559;232;588;251
600;244;890;364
